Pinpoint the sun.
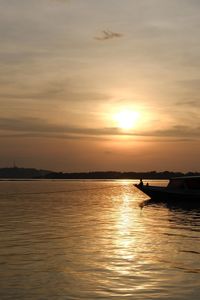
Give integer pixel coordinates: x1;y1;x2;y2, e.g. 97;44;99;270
114;110;140;130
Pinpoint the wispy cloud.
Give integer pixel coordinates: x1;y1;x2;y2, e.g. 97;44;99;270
0;117;199;141
175;100;200;107
0;117;120;136
94;30;123;41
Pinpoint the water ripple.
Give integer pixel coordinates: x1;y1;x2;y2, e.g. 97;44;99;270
0;180;200;299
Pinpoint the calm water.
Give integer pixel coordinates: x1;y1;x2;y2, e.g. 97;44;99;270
0;180;200;300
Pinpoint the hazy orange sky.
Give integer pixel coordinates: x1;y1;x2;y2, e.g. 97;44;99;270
0;0;200;172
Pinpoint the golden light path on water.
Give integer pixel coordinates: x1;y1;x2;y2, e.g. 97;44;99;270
105;190;165;295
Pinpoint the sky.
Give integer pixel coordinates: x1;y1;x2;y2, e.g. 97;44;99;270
0;0;200;172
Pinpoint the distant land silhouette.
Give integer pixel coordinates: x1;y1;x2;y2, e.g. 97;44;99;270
0;167;199;179
0;167;51;179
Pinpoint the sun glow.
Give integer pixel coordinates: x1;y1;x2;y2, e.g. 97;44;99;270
114;110;140;130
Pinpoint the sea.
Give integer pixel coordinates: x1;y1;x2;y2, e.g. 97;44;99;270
0;180;199;300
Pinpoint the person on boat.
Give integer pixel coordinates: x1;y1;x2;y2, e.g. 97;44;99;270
139;179;143;187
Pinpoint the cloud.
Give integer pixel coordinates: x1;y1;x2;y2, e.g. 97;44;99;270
0;117;120;136
0;83;64;100
151;125;200;139
0;117;199;141
175;100;200;107
0;132;105;141
0;76;108;106
94;30;123;41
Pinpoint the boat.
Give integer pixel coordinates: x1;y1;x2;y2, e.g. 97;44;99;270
135;176;200;204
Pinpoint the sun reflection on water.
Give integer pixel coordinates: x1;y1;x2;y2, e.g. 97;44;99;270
111;194;136;273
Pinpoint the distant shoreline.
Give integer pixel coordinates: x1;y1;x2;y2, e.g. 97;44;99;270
0;167;199;180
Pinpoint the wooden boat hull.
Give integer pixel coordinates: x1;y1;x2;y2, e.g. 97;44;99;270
135;184;200;203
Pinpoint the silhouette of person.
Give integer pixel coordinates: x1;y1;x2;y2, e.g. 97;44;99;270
139;179;143;187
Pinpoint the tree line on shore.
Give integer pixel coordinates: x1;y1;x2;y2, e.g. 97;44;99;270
0;167;199;179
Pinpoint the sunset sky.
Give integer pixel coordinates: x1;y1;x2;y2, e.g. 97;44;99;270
0;0;200;172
